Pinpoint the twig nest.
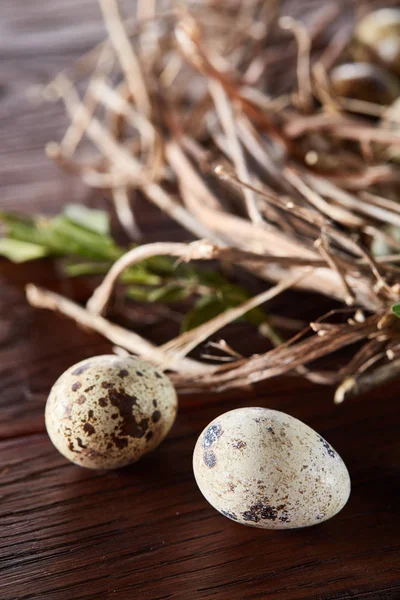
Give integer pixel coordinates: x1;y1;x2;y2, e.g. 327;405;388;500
355;9;400;76
330;62;400;105
45;355;177;469
193;407;350;529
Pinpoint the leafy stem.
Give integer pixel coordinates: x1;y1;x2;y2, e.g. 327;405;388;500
0;205;281;342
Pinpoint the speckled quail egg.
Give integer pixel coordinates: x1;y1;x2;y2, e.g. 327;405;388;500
330;62;400;105
46;355;177;469
355;9;400;76
193;407;350;529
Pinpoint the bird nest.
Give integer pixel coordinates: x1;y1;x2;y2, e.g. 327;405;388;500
27;0;400;402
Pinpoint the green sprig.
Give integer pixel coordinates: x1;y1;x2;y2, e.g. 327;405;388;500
391;303;400;318
0;205;280;342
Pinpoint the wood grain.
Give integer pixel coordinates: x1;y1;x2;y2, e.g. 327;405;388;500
1;1;400;598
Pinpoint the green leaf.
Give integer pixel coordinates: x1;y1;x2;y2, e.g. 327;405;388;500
148;284;190;303
126;284;189;303
196;270;228;288
0;208;121;262
143;255;175;276
64;204;110;235
120;267;162;286
126;286;156;302
0;212;56;249
220;283;249;305
0;238;48;262
64;262;112;277
219;283;269;327
174;263;199;282
181;295;226;332
49;216;121;261
391;303;400;318
66;261;163;284
0;211;37;230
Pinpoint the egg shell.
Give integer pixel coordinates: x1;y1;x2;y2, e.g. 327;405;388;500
46;355;177;469
330;62;400;105
193;407;351;529
356;8;400;45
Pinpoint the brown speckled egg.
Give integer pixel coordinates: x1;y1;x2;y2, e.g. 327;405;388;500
45;355;177;469
193;407;350;529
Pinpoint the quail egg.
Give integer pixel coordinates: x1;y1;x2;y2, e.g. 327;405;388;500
330;62;400;105
355;8;400;76
46;355;177;469
193;407;350;529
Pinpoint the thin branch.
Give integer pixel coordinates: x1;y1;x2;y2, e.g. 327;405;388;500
90;78;156;139
112;186;142;241
279;16;313;112
59;47;114;156
334;359;400;404
308;174;400;228
26;284;213;375
99;0;151;116
284;167;365;228
173;314;383;392
86;240;220;315
51;74;218;241
315;237;355;306
209;80;262;223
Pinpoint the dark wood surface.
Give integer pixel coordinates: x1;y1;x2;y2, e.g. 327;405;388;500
1;2;400;599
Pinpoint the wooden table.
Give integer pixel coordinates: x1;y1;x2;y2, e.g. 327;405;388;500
1;2;400;598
